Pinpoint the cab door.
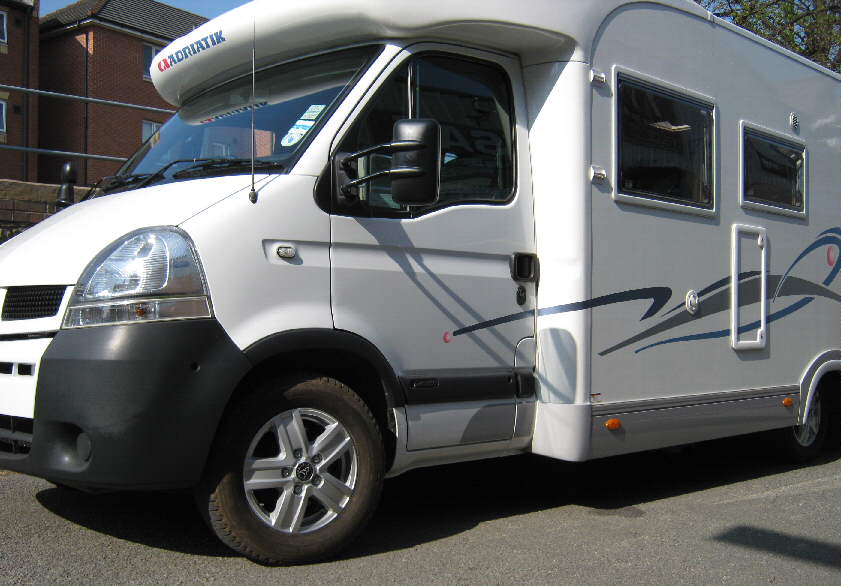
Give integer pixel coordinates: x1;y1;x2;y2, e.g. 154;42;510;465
329;45;535;450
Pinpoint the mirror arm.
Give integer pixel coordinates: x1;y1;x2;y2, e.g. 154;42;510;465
341;140;425;169
341;167;423;194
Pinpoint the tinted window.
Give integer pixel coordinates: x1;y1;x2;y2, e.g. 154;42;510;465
743;130;804;211
339;53;515;215
417;57;514;204
619;77;713;208
339;64;409;210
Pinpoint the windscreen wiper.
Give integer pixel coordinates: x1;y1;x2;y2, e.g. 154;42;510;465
88;173;155;198
172;159;285;179
133;158;230;190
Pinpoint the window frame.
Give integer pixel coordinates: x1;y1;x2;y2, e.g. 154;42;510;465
739;120;807;219
0;11;7;45
0;99;6;134
612;66;718;218
141;119;162;142
329;46;519;219
143;44;162;80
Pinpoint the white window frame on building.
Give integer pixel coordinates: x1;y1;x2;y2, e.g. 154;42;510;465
143;44;162;80
0;10;8;44
0;99;7;134
142;120;162;142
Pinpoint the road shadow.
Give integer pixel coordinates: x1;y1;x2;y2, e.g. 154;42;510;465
713;526;841;569
35;488;236;558
341;434;840;560
35;433;840;561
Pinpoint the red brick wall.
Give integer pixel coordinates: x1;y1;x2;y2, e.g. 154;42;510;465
38;30;87;184
0;1;39;182
86;26;172;183
38;24;173;185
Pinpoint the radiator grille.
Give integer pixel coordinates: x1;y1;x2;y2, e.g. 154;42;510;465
2;286;66;321
0;415;33;455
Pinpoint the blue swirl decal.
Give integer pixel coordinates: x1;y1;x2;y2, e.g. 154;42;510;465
446;228;841;356
630;228;841;353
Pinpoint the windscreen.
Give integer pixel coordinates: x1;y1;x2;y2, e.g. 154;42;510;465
103;46;379;195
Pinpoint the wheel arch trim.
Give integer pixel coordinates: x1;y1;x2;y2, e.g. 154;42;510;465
243;328;406;409
799;350;841;425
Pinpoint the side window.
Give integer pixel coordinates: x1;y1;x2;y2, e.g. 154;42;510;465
743;128;805;213
0;100;6;134
0;11;7;45
339;63;409;210
618;76;714;209
417;56;514;204
339;53;515;215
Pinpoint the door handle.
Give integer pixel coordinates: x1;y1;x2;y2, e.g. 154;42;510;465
511;253;538;283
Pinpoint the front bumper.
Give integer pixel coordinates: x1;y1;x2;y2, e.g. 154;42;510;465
0;319;250;490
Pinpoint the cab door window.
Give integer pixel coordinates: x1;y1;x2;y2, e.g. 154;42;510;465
339;53;515;215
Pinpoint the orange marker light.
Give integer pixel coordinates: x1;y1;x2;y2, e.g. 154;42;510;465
782;397;794;407
605;418;622;431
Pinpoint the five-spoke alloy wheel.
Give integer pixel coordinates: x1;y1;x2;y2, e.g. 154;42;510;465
243;407;358;534
196;375;384;565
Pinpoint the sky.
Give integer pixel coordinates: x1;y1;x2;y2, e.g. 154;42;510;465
39;0;244;19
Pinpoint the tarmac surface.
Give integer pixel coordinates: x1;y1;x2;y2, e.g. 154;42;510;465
0;433;839;584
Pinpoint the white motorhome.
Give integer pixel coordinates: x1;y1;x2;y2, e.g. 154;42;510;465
1;0;838;564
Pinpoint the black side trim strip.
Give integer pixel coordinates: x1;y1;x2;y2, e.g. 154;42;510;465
244;329;406;407
401;368;517;405
0;331;57;342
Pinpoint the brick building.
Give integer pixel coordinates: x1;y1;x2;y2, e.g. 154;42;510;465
39;0;206;184
0;0;39;182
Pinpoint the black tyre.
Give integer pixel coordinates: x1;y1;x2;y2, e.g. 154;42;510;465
775;388;830;463
196;374;385;565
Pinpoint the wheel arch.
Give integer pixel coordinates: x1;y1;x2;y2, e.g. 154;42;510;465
800;350;841;426
225;329;405;469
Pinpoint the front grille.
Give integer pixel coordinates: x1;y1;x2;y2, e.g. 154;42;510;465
0;415;33;455
2;286;66;321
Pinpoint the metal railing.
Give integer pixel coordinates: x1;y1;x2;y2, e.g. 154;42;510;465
0;83;175;114
0;143;127;162
0;83;176;163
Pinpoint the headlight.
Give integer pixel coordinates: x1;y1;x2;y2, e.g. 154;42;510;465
63;227;212;328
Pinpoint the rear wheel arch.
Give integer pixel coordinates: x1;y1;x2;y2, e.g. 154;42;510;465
801;356;841;427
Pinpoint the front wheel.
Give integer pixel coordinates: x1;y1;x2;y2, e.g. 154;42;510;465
196;375;385;565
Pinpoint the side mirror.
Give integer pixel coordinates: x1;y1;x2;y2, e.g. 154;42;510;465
56;161;77;209
333;118;441;207
390;119;440;206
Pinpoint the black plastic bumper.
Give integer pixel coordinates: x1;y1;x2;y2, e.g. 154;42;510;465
0;319;251;490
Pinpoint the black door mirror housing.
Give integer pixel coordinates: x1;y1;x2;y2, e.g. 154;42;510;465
333;118;441;208
56;161;77;209
390;118;441;206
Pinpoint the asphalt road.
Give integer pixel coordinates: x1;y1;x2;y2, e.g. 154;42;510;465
0;434;839;584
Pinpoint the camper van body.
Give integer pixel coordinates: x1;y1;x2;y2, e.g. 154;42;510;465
1;0;839;564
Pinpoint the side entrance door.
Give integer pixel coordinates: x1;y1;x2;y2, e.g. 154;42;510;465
329;44;535;451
